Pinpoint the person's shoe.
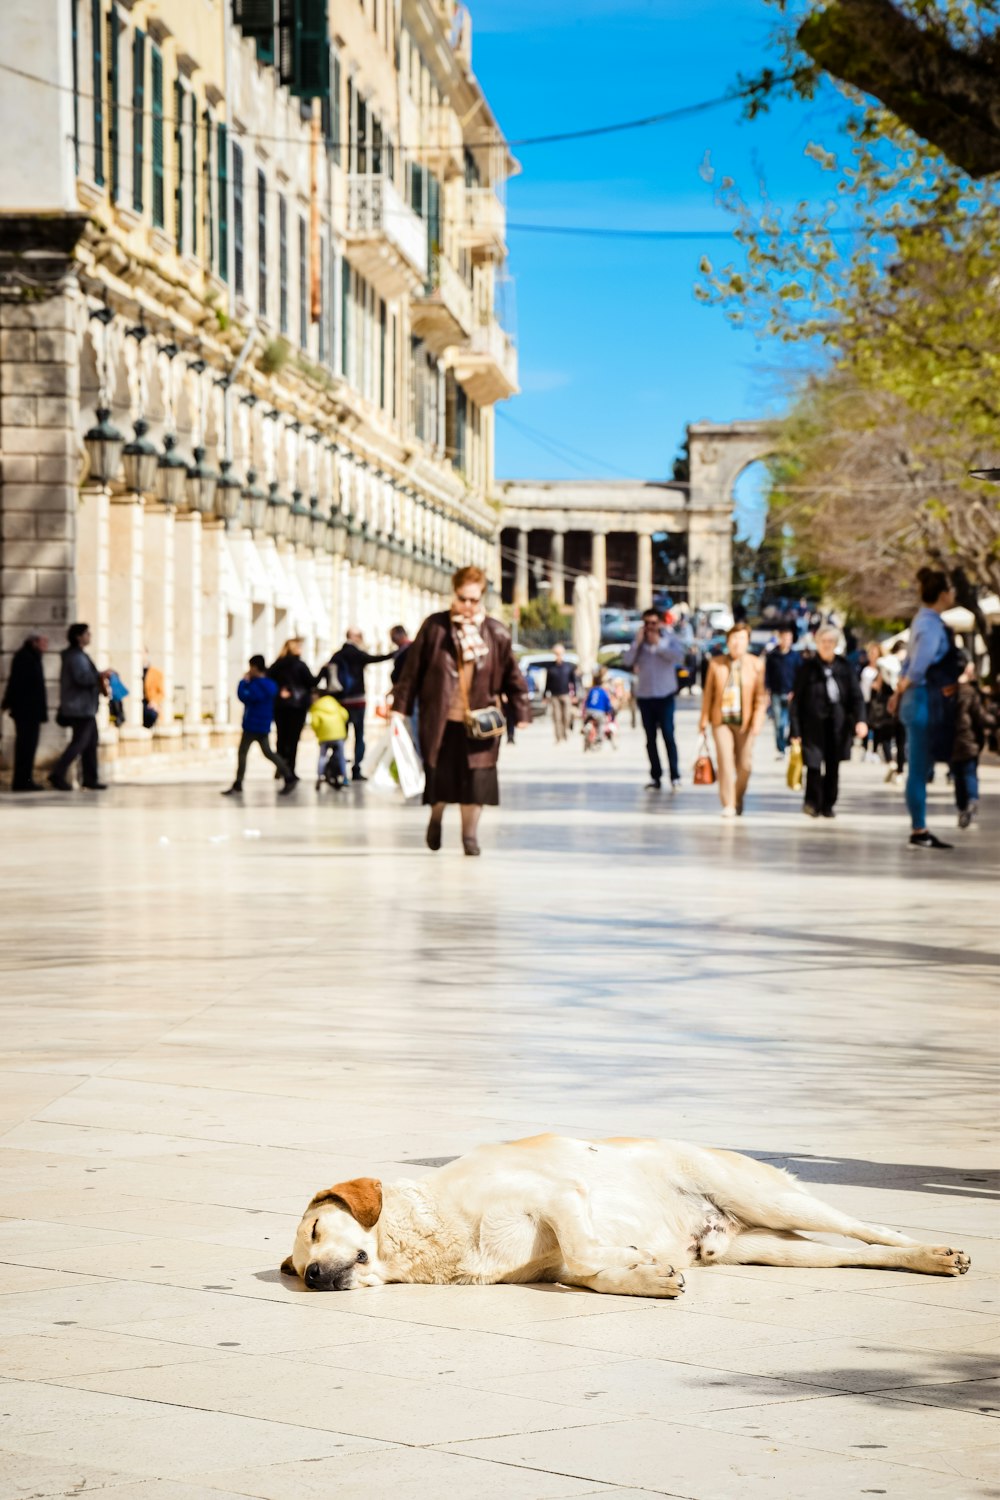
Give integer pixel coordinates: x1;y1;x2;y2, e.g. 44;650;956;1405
315;779;322;791
426;818;442;851
352;772;367;782
671;778;682;791
82;782;108;791
26;781;44;791
958;808;972;830
274;769;283;781
775;751;786;761
969;799;979;823
47;774;72;791
332;777;343;791
735;800;744;816
645;780;661;791
279;779;297;796
803;803;819;818
821;808;836;819
884;767;898;783
720;805;737;819
909;830;952;850
221;784;243;796
462;837;481;856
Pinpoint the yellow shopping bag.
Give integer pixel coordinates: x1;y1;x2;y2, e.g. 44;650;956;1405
786;742;803;791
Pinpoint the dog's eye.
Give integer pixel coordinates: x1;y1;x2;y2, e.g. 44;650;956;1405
356;1250;368;1264
311;1221;319;1242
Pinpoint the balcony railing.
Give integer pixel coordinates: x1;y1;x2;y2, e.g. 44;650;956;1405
345;174;428;296
461;187;507;262
411;252;474;356
450;316;518;405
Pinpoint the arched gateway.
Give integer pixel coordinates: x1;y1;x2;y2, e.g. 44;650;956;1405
498;419;776;610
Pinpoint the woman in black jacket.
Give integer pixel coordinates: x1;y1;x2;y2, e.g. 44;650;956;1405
789;626;867;818
267;638;316;779
2;633;48;790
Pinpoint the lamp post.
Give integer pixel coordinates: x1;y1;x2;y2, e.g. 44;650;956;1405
83;407;126;485
267;482;291;541
242;468;269;533
186;446;218;516
290;491;312;549
157;433;188;507
122;419;160;497
214;458;244;524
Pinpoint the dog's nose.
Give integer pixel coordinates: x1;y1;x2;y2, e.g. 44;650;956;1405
304;1262;323;1287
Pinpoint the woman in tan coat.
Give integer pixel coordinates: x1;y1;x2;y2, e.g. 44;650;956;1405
392;566;530;855
699;622;768;817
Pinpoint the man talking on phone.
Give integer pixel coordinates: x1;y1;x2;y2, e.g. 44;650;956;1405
623;608;688;790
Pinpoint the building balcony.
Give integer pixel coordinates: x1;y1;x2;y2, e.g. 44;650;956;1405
450;319;519;405
461;187;507;263
410;253;474;357
345;174;428;299
424;105;465;181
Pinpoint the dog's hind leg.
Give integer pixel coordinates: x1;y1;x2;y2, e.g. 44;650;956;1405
716;1229;970;1277
711;1169;918;1248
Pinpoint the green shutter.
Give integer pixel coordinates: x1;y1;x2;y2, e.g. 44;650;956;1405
341;259;349;376
278;0;329;99
298;215;307;346
91;0;104;186
107;6;119;200
174;80;184;251
279;194;288;334
190;90;197;257
131;29;144;211
204;110;213;268
428;173;440;262
233;142;244;297
72;0;80;173
217;121;228;281
151;47;164;226
257;167;267;315
234;0;275;61
331;50;341;163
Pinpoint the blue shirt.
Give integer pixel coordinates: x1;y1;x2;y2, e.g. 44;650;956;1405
764;647;801;697
238;675;278;733
585;686;612;714
903;607;948;687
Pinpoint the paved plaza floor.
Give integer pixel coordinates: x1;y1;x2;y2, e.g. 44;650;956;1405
1;703;998;1500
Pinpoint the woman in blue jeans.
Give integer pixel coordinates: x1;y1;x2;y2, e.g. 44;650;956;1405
889;567;956;850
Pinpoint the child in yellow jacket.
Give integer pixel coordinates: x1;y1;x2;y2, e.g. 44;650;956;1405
308;691;350;789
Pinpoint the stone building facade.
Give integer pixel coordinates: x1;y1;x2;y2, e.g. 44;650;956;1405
0;0;516;768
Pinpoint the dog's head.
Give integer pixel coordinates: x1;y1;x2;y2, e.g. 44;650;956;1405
281;1178;384;1291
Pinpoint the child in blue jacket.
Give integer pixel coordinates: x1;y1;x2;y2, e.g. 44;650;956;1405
222;656;295;795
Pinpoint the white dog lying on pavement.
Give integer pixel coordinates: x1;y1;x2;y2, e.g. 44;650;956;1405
281;1134;970;1297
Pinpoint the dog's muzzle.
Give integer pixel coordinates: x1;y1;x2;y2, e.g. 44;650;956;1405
304;1261;354;1291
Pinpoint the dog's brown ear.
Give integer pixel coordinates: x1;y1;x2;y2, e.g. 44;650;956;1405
280;1256;297;1276
309;1177;382;1229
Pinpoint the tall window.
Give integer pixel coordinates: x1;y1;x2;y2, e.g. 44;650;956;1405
91;0;104;186
151;44;164;227
233;141;244;296
174;80;184;251
203;110;214;270
378;298;386;409
257;167;267;316
71;0;80;173
278;195;288;334
217;122;229;281
298;214;308;347
131;29;144;211
107;4;120;201
189;90;197;257
318;234;327;365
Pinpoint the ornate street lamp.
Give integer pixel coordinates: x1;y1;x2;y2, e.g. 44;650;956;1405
361;524;378;571
214;458;243;524
376;533;391;575
156;433;188;506
326;508;347;558
122;420;160;496
242;468;269;533
84;407;126;485
290;491;312;548
267;482;291;540
309;497;326;550
186;446;218;515
345;518;363;565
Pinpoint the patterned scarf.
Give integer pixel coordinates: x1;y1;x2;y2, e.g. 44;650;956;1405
451;611;489;664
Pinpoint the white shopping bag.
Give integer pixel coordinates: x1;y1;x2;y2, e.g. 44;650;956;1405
390;715;425;801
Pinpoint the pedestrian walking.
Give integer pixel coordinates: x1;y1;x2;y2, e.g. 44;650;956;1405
789;627;867;819
268;638;315;779
544;643;578;743
2;633;48;791
319;628;396;781
391;566;529;856
142;657;164;729
49;624;108;792
888;567;957;850
763;623;801;757
623;608;687;790
308;689;350;790
222;655;295;796
106;669;129;728
389;625;412;687
950;658;996;830
699;622;767;818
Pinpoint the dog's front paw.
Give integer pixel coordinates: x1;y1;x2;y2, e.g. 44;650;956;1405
911;1245;971;1276
635;1259;686;1298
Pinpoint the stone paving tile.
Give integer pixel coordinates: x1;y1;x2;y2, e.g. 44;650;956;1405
0;1450;134;1499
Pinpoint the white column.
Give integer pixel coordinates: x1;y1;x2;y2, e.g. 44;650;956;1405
143;505;178;740
550;528;565;607
107;499;145;735
76;487;109;656
591;529;607;604
637;532;653;608
174;511;204;743
515;528;529;606
200;522;229;730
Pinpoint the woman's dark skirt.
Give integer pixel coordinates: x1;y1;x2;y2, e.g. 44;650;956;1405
423;721;500;806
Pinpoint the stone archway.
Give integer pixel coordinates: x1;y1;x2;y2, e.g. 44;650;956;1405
685;420;777;607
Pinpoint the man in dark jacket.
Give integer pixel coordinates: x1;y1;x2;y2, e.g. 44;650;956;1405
49;624;107;792
764;624;802;756
789;626;867;818
2;634;48;790
544;643;578;743
319;627;396;781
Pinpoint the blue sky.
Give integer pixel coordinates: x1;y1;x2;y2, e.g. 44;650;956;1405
470;0;854;529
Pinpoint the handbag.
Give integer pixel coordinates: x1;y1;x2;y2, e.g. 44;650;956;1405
786;741;803;791
693;731;716;786
456;651;505;741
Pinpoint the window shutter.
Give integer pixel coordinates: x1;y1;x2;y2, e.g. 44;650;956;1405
341;260;350;379
190;90;197;257
91;0;104;186
203;109;214;269
233;140;244;296
279;195;288;334
378;298;386;410
428;173;440;261
298;214;307;346
233;0;274;37
278;0;329;100
328;249;338;373
107;6;120;200
174;80;184;251
317;234;326;364
331;50;341;163
217;121;229;281
257;167;267;316
72;0;80;173
151;45;164;227
131;28;144;211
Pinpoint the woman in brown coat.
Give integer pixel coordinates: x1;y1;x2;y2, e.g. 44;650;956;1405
392;566;530;855
699;622;768;817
